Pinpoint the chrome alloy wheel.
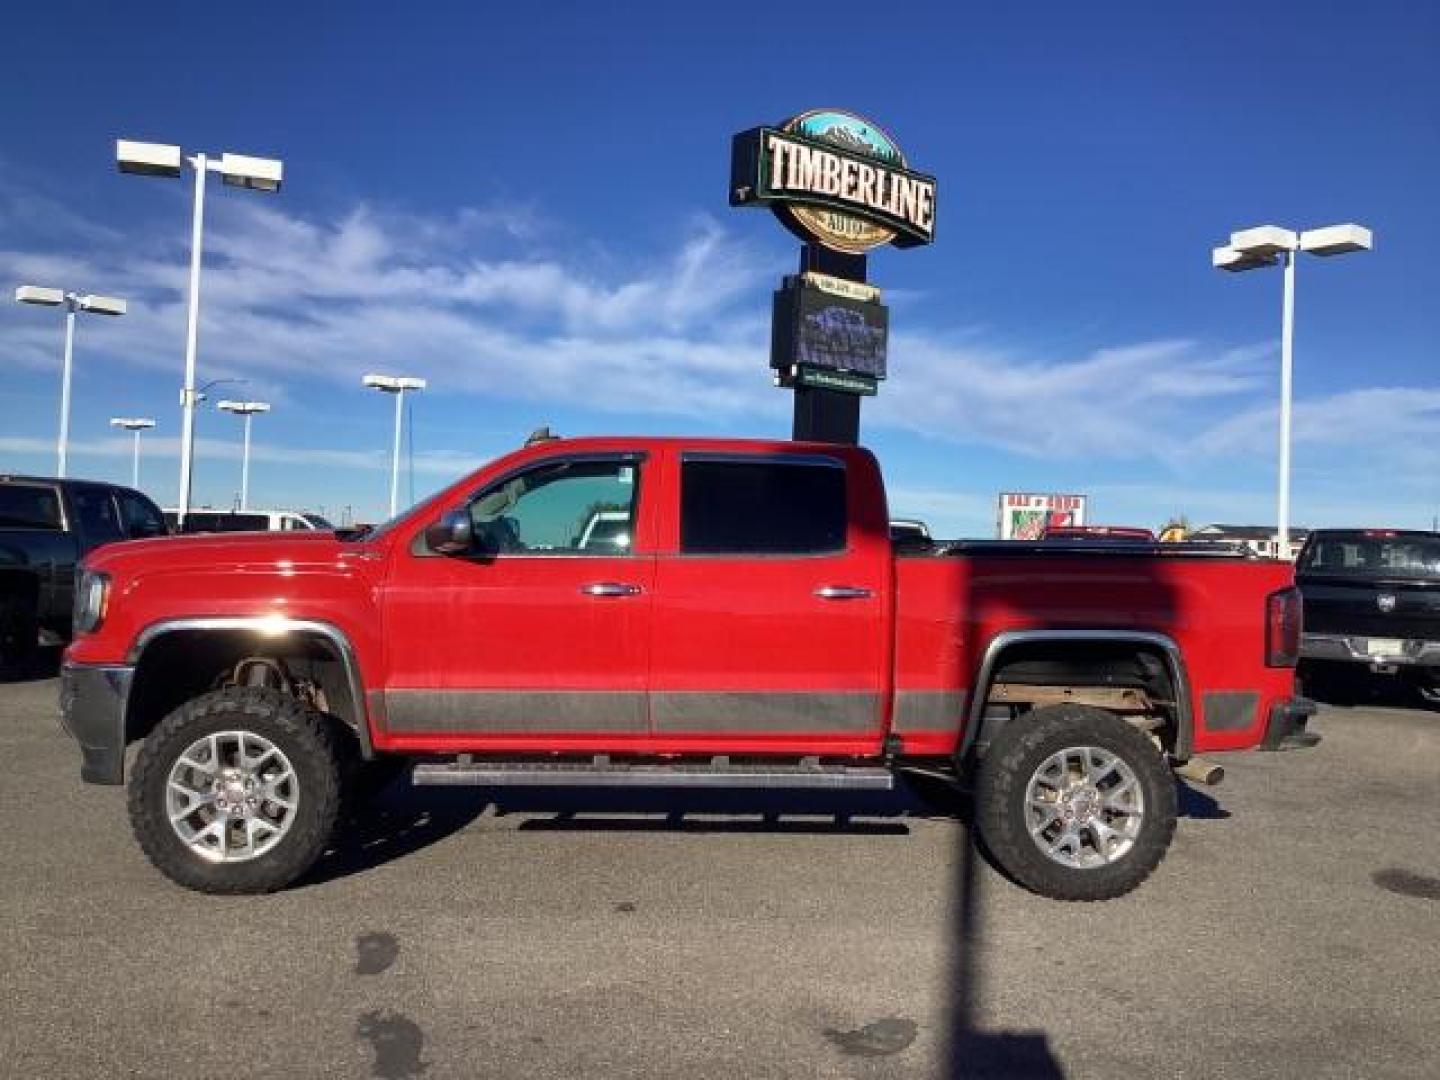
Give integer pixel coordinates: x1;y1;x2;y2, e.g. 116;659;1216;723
165;730;300;863
1024;745;1144;869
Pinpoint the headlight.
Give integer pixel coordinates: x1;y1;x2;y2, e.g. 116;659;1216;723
73;571;111;635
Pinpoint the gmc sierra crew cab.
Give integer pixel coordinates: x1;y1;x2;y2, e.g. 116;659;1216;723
59;437;1317;900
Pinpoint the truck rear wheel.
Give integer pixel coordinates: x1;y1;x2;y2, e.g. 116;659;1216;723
127;687;342;894
974;703;1176;901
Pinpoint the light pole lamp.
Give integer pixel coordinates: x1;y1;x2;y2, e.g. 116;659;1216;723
362;374;426;517
216;400;270;511
1211;222;1372;554
109;417;156;488
117;139;283;526
15;285;126;478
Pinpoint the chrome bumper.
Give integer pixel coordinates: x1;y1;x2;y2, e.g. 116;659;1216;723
58;662;132;785
1300;633;1440;668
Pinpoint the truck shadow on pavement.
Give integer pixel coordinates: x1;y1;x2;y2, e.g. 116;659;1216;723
297;768;1069;1075
300;770;967;888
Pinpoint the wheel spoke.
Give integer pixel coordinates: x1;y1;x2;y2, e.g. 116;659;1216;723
1101;776;1139;807
1088;818;1117;849
169;774;210;800
1090;755;1121;785
178;750;215;779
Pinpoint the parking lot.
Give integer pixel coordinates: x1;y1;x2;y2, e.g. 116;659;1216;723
1;671;1436;1080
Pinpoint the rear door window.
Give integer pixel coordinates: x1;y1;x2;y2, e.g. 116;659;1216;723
0;484;63;530
117;492;169;539
680;458;847;555
71;487;125;545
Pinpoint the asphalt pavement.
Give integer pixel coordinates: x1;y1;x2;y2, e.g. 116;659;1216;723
1;673;1436;1079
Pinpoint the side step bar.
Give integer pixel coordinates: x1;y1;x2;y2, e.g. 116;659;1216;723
412;756;895;791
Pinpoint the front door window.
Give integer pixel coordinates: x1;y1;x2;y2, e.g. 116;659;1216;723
467;459;639;556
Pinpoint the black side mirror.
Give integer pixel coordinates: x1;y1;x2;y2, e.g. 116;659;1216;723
425;510;473;555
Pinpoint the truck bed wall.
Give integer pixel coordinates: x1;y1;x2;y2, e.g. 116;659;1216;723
893;552;1297;757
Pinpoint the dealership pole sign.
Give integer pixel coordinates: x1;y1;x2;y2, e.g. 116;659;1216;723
731;109;937;254
730;109;936;443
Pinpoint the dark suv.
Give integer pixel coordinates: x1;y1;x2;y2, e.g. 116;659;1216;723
1296;528;1440;705
0;475;168;677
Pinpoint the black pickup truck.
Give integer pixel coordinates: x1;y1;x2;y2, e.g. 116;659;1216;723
0;475;168;677
1297;528;1440;705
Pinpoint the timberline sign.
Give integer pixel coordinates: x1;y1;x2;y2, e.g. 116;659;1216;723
731;109;937;254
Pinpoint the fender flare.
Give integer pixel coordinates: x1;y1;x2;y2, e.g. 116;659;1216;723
126;616;374;758
961;629;1194;762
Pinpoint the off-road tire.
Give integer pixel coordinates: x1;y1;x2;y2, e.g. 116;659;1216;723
0;592;37;681
127;687;342;894
974;703;1177;902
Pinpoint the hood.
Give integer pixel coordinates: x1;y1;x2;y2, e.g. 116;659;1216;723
84;529;361;575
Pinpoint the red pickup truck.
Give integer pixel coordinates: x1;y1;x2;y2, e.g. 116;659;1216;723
60;437;1316;900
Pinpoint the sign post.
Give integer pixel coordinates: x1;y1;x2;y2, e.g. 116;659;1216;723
730;109;935;444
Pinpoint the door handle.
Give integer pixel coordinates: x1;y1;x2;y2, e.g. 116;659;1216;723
580;582;642;597
814;585;873;601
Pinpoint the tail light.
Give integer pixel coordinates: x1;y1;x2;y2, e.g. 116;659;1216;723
1267;587;1302;667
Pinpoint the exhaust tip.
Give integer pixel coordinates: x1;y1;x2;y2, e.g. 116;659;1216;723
1174;757;1225;786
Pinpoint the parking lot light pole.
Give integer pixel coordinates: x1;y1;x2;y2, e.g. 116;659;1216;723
215;401;270;510
1212;223;1372;554
362;374;426;517
15;286;127;477
116;140;283;526
109;418;156;488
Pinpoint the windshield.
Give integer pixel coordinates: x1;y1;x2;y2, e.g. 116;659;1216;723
1299;533;1440;579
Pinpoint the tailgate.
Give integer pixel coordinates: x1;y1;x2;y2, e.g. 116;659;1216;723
1300;575;1440;639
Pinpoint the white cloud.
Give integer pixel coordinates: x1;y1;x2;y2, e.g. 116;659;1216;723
2;172;1436;532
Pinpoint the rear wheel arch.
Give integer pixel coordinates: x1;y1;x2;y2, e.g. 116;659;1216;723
125;618;371;756
961;630;1194;764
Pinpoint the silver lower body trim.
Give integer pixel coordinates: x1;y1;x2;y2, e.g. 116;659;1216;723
891;689;967;734
384;690;646;733
650;691;878;733
380;689;881;734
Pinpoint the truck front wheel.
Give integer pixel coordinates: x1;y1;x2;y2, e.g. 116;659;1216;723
974;704;1177;901
127;687;342;894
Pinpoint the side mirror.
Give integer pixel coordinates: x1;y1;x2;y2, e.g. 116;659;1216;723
425;510;473;555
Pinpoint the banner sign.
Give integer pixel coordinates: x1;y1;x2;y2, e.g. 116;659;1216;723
997;492;1088;540
731;109;937;254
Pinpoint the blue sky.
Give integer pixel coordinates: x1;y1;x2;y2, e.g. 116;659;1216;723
2;1;1436;533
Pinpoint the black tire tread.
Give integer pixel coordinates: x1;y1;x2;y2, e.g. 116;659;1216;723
127;686;342;894
974;703;1177;902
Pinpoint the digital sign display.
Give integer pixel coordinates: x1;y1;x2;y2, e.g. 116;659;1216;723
771;275;888;381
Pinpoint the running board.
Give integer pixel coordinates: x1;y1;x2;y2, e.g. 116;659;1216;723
411;757;894;790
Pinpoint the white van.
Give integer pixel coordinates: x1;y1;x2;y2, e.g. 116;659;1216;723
162;509;333;534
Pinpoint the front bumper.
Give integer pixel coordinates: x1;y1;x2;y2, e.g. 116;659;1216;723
58;662;133;785
1259;696;1321;752
1301;633;1440;669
